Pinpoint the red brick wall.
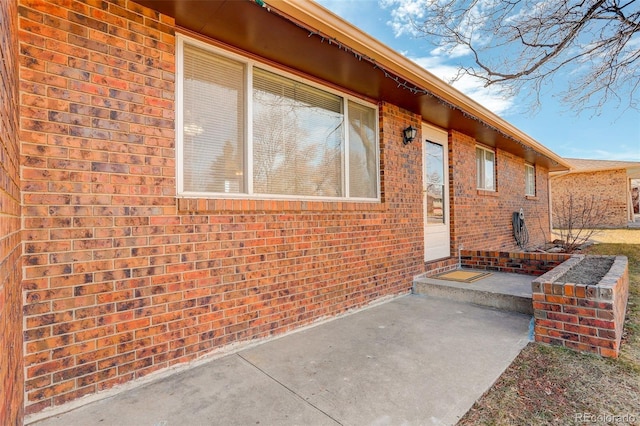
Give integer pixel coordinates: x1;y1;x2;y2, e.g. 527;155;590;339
1;0;25;424
18;0;424;414
551;169;629;228
448;130;551;253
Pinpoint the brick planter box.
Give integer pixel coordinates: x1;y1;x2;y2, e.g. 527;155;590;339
532;255;630;358
458;250;570;276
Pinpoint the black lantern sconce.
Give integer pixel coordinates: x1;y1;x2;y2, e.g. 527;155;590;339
402;125;417;145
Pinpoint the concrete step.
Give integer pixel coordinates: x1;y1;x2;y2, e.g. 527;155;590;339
413;270;534;315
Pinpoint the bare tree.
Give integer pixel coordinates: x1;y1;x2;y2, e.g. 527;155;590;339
252;89;343;197
552;194;609;252
348;117;378;198
405;0;640;112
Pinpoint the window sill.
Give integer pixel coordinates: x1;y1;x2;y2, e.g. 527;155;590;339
525;195;539;201
177;197;386;213
476;189;499;197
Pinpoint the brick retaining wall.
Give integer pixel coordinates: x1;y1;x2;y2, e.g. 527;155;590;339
456;250;570;276
532;255;629;358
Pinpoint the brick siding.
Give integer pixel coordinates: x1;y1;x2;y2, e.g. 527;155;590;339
18;0;425;414
424;133;552;275
447;130;551;254
15;0;562;416
0;0;25;424
551;169;629;228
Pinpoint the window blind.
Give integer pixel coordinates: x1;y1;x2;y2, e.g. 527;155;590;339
183;44;245;193
348;101;377;198
252;68;344;197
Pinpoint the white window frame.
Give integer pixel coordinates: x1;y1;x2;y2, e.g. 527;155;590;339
176;34;380;202
476;145;496;191
525;163;536;196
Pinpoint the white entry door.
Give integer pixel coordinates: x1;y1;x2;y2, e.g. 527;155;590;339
423;124;450;262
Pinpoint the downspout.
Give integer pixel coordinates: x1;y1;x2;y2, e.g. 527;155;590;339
628;178;634;222
548;175;556;235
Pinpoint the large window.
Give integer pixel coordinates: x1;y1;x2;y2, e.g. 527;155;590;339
177;36;379;200
476;146;495;191
525;163;536;196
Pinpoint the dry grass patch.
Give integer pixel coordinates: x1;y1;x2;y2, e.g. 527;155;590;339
588;229;640;245
458;243;640;425
551;228;640;245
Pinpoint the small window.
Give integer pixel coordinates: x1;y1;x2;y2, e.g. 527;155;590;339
476;146;495;191
525;164;536;196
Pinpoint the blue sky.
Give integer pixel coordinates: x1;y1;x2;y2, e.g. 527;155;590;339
316;0;640;162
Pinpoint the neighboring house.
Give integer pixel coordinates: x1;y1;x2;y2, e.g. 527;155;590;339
0;0;571;422
551;158;640;228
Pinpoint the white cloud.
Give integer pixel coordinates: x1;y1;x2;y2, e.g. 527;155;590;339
379;0;427;37
380;0;492;42
410;56;516;116
430;43;472;59
559;146;640;162
380;0;516;116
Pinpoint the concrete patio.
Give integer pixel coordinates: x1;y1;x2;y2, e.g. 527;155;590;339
29;294;531;426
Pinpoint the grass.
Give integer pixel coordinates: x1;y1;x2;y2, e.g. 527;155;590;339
552;228;640;245
458;233;640;425
588;229;640;245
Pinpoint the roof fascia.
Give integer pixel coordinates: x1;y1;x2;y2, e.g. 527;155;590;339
271;0;571;171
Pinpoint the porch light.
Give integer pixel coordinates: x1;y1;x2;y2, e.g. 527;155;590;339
403;125;417;145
